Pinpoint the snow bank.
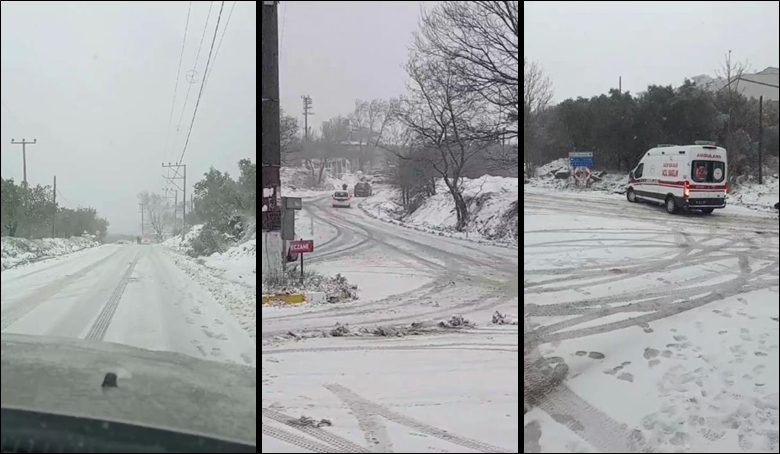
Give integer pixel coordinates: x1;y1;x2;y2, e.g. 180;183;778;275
162;224;257;339
1;236;100;271
526;159;628;194
205;239;257;287
729;175;780;212
281;165;376;199
527;159;780;213
362;175;519;246
161;246;256;339
161;224;204;252
261;269;358;304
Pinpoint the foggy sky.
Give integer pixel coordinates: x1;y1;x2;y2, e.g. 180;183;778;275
277;1;431;135
524;1;779;102
1;1;256;235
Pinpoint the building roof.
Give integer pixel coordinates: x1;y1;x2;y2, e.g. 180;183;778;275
692;66;780;102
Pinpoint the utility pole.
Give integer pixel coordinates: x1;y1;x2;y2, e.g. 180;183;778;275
301;95;314;142
758;96;763;185
162;162;186;237
10;138;37;185
52;176;57;238
262;1;280;167
163;187;179;230
139;203;145;236
262;1;283;237
175;190;179;230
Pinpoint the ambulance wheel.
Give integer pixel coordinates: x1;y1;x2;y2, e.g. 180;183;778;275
700;208;714;214
665;196;678;214
626;188;637;203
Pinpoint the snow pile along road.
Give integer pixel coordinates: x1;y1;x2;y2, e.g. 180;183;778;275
527;159;780;213
279;165;369;199
361;174;519;246
1;236;101;271
729;175;780;211
162;226;257;339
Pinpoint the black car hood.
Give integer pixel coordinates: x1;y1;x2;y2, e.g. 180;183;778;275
1;333;255;446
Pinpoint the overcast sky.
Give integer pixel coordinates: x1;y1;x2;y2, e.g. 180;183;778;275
1;1;256;235
277;1;431;134
524;1;779;102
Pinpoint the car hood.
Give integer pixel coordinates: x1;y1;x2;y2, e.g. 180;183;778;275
1;333;255;446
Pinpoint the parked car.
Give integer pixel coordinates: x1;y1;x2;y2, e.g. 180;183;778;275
626;142;728;214
332;190;352;208
354;181;372;197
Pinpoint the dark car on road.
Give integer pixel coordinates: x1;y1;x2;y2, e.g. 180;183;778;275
354;181;372;197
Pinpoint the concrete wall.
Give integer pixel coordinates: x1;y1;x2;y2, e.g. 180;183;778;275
260;231;283;276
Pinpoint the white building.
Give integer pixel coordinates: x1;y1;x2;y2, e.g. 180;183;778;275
692;67;779;102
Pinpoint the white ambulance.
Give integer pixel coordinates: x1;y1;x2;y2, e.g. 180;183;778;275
626;142;728;214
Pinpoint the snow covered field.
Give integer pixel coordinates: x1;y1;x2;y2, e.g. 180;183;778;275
524;185;779;453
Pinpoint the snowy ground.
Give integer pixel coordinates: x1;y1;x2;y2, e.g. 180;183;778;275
528;158;780;214
162;226;257;339
523;186;779;453
1;235;100;271
262;173;519;452
366;176;518;246
1;235;256;366
289;172;518;246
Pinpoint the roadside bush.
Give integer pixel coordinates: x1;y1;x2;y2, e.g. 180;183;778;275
261;267;357;298
188;223;223;257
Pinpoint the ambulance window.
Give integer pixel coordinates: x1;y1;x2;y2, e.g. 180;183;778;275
691;161;725;183
711;161;725;182
634;164;644;178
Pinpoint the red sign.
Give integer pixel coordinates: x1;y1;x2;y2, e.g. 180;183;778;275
289;240;314;253
573;166;591;181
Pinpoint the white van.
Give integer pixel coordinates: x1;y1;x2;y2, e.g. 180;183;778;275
626;142;728;214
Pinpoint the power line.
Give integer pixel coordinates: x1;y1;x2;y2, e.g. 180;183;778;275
164;1;193;165
2;101;29;134
203;0;237;90
175;1;225;168
57;188;74;207
174;1;215;137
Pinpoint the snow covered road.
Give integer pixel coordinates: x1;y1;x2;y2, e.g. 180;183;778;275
1;243;256;368
262;194;519;453
263;194;518;337
524;189;779;453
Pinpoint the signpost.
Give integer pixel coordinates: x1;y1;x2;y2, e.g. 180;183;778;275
288;239;314;280
569;152;594;187
568;151;594;168
573;166;591;182
280;196;304;271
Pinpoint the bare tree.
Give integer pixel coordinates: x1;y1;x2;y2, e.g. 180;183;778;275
396;53;495;231
416;1;518;143
523;57;553;171
138;191;168;240
715;51;751;182
299;116;351;185
279;109;301;166
348;99;394;171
